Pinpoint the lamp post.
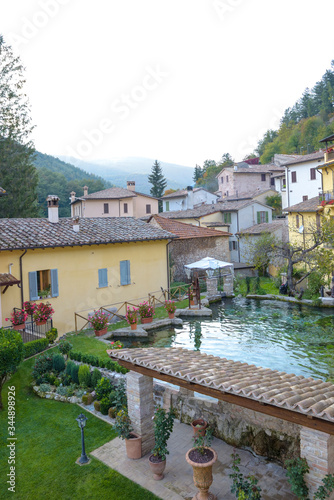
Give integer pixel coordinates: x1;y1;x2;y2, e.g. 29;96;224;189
76;413;89;464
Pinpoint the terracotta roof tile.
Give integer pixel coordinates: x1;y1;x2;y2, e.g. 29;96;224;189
0;273;20;286
0;217;176;251
284;196;320;213
283;151;324;166
149;215;231;238
108;347;334;423
237;219;287;235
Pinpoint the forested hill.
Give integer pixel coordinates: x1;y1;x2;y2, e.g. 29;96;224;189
34;152;113;217
256;62;334;163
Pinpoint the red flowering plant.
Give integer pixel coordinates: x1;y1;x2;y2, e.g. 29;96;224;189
138;301;155;319
23;301;36;316
110;340;124;349
125;307;138;325
33;302;54;323
6;308;28;326
164;300;176;314
89;310;109;331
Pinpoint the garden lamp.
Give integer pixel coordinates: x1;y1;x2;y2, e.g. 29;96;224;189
76;413;89;464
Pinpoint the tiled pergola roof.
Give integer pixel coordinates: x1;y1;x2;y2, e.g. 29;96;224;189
108;347;334;432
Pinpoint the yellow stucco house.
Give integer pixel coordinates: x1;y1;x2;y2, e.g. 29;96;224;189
70;181;159;219
0;196;175;334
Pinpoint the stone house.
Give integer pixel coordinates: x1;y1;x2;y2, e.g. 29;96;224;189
162;186;219;212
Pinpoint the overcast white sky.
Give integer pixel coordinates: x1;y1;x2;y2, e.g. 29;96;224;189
2;0;334;168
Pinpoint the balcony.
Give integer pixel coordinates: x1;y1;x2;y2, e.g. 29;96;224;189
324;149;334;163
319;190;334;206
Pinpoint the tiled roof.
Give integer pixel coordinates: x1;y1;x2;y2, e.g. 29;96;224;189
0;217;177;251
162;190;188;199
217;164;284;178
149;215;231;239
283;151;324;166
80;187;136;200
237;219;287;235
0;273;20;286
223;188;277;202
284;196;320;213
159;201;254;219
108;347;334;424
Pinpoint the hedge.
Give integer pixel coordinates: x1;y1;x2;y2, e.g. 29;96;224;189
69;351;128;374
23;338;49;359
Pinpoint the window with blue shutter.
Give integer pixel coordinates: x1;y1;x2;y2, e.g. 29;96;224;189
98;268;108;288
29;271;38;300
120;260;131;285
51;269;59;297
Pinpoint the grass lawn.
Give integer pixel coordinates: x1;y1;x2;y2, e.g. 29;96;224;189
0;358;159;500
234;276;279;296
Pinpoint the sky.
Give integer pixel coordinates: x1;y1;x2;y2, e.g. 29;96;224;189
2;0;334;169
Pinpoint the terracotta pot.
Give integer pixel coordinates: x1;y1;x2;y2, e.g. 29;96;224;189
94;327;108;336
168;312;175;319
36;320;47;326
141;317;153;324
190;300;195;306
148;454;166;480
186;447;217;500
13;323;25;330
191;418;208;437
130;323;137;330
125;433;142;459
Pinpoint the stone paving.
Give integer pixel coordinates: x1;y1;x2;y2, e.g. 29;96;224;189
91;420;297;500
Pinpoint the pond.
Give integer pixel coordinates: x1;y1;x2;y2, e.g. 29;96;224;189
118;298;334;381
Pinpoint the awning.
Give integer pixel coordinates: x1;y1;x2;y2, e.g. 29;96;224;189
0;273;21;293
184;256;233;270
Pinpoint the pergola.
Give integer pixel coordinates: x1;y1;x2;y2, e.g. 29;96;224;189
108;347;334;496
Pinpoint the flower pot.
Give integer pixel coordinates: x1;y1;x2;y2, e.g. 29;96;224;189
190;300;195;306
148;454;166;480
94;327;108;336
168;312;175;319
13;323;25;330
36;320;47;326
191;418;208;437
125;433;142;459
141;317;153;324
130;323;137;330
186;447;217;500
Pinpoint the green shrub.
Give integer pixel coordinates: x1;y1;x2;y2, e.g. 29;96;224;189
39;383;51;393
52;353;66;373
76;388;85;398
95;377;112;401
54;378;60;387
82;393;93;405
65;360;75;376
94;400;101;412
91;368;102;388
60;373;72;386
108;407;117;418
32;352;54;379
111;379;127;411
45;328;58;344
284;457;309;499
70;364;79;384
56;386;68;396
78;364;91;387
58;340;73;355
23;337;49;358
100;397;111;415
47;373;57;385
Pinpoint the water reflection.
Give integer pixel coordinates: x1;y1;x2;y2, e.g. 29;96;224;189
118;298;334;381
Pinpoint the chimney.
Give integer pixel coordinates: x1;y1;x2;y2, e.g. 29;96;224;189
70;191;76;203
47;195;60;223
186;185;194;209
72;217;80;232
83;185;88;196
127;181;136;192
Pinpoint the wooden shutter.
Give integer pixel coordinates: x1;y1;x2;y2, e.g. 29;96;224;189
28;271;38;300
51;269;59;297
257;212;261;224
120;260;131;285
98;268;108;288
265;212;269;223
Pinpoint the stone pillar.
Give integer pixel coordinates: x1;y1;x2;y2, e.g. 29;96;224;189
126;371;155;456
300;427;334;499
223;274;234;295
206;277;218;296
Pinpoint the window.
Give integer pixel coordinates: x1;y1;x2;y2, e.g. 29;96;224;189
261;174;266;182
29;269;59;300
220;177;224;184
146;204;151;214
226;175;229;183
270;177;275;186
310;168;316;180
229;240;238;251
103;203;109;214
302;195;308;201
282;177;286;189
296;215;299;228
291;171;297;183
165;201;169;211
257;211;268;224
98;268;108;288
124;203;128;214
224;212;231;224
120;260;131;285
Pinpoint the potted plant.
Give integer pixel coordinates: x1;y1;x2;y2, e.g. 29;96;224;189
186;428;217;499
33;302;54;325
148;406;176;480
164;300;176;319
125;307;138;330
109;340;124;349
191;417;208;437
23;300;36;317
138;301;155;324
89;309;109;336
114;408;142;459
189;287;195;306
6;308;28;330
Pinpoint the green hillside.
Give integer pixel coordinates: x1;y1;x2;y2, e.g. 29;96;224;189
34;152;112;217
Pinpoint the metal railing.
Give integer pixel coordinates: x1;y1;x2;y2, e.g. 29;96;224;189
319;191;334;203
3;315;52;344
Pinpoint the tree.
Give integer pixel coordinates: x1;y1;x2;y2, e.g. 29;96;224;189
265;194;282;218
148;160;167;211
0;35;38;217
242;233;278;276
193;164;203;183
0;328;24;410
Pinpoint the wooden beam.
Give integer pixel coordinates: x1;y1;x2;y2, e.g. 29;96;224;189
110;357;334;435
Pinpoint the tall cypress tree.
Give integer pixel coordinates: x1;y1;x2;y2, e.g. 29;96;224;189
148;160;167;211
0;35;38;218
